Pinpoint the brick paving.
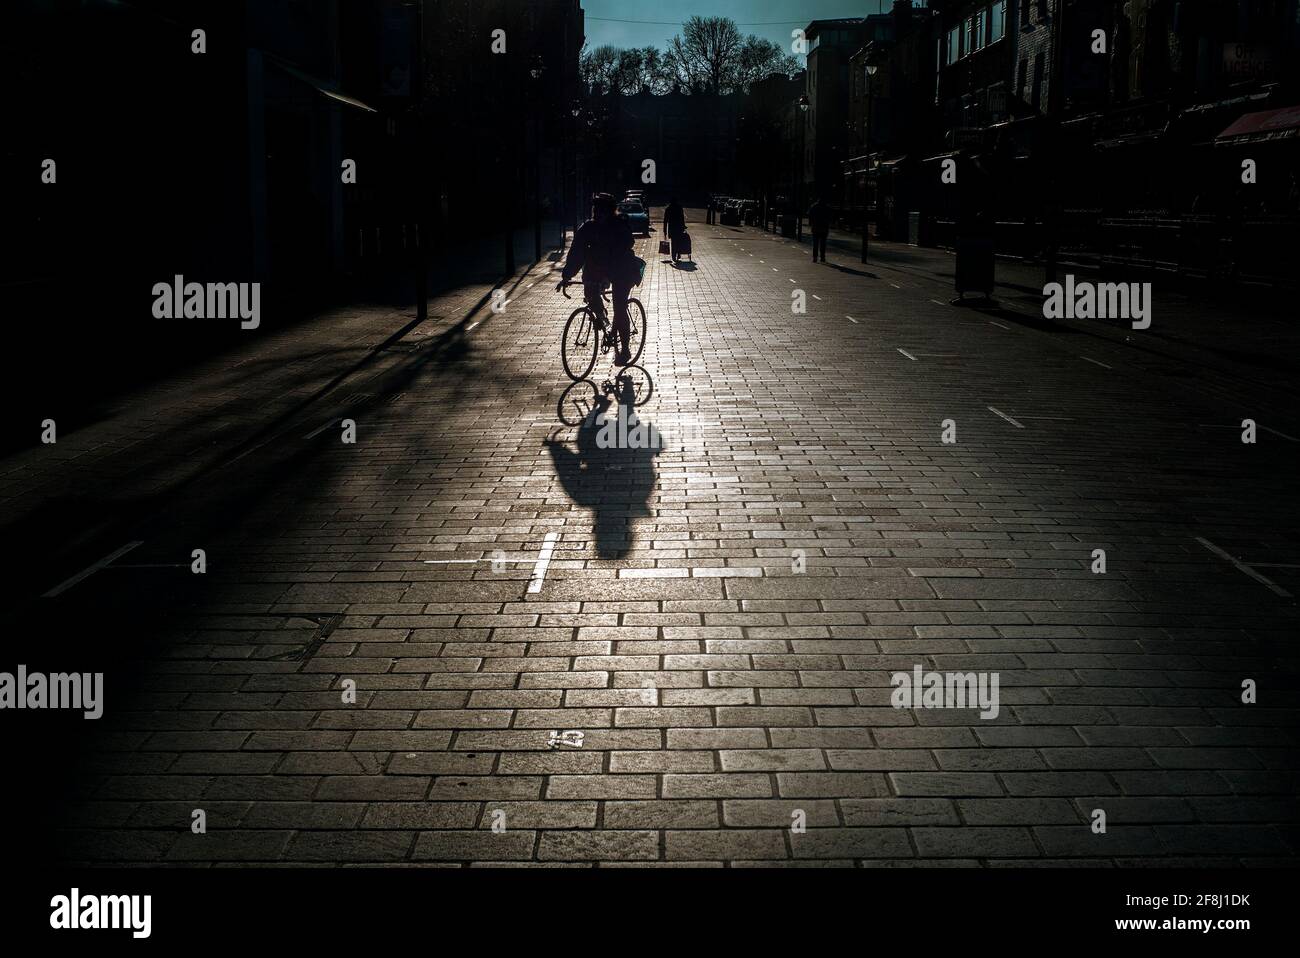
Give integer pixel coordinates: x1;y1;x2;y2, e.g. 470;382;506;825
8;209;1299;866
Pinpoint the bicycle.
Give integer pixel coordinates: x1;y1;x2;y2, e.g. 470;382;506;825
558;280;647;381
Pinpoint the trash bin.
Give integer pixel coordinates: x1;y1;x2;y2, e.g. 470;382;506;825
955;231;994;298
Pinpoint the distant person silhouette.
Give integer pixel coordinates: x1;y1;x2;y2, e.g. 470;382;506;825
664;198;686;262
559;193;636;366
808;198;831;263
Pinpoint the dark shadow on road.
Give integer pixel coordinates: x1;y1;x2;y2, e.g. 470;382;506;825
546;371;659;559
825;262;878;279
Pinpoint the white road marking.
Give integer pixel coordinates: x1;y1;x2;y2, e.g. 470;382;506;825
846;316;859;324
897;348;918;361
43;540;144;598
987;406;1025;429
528;532;559;594
930;299;949;307
812;295;823;301
1195;537;1292;598
988;320;1011;330
1260;425;1299;442
889;283;902;289
1080;356;1113;369
303;419;340;439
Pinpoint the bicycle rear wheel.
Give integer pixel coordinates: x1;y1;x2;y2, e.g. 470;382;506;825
623;298;648;366
562;307;598;381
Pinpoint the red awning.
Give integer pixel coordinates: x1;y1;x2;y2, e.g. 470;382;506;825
1216;106;1300;144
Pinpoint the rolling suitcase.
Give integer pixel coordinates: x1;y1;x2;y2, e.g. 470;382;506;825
672;231;692;262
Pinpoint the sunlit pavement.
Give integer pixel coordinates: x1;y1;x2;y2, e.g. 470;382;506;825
10;210;1299;865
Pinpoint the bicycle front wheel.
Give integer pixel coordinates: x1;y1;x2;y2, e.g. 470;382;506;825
624;298;648;366
562;307;599;381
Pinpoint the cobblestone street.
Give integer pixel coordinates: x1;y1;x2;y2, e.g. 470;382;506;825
7;212;1298;866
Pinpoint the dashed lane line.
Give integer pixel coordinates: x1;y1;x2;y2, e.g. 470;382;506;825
528;532;560;594
987;406;1025;429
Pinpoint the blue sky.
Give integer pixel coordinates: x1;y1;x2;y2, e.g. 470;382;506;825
581;0;891;57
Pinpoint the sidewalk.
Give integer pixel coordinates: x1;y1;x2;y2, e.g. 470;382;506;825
737;220;1300;417
0;231;567;609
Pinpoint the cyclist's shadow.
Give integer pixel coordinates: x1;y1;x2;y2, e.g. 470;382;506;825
545;374;660;559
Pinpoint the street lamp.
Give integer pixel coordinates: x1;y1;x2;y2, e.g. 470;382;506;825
795;93;809;242
862;60;877;263
530;56;546;262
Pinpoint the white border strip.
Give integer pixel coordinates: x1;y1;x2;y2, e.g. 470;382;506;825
987;406;1025;429
1195;537;1292;598
43;540;144;598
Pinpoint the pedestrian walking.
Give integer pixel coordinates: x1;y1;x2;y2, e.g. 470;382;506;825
809;197;831;263
664;197;687;263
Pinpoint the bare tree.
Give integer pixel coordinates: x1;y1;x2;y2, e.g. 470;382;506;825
579;44;621;94
667;16;743;94
588;17;798;97
614;46;672;95
665;17;798;94
733;36;799;92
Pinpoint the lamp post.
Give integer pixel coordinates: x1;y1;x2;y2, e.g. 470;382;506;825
570;102;583;243
530;56;545;263
862;60;877;264
795;93;809;242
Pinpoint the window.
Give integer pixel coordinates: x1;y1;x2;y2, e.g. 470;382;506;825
1031;51;1045;110
990;2;1006;42
1017;57;1028;99
967;13;983;53
947;26;960;63
1020;0;1031;27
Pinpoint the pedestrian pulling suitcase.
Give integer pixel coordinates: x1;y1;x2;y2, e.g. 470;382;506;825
672;231;692;262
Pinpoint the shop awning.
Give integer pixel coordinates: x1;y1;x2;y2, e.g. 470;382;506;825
1216;106;1300;144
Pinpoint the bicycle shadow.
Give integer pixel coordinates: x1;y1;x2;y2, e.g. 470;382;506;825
546;372;660;559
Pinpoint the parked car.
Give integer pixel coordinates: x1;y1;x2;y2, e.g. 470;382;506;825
618;199;651;236
720;199;743;226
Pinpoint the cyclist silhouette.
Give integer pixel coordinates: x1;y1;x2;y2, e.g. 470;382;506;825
558;193;636;366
